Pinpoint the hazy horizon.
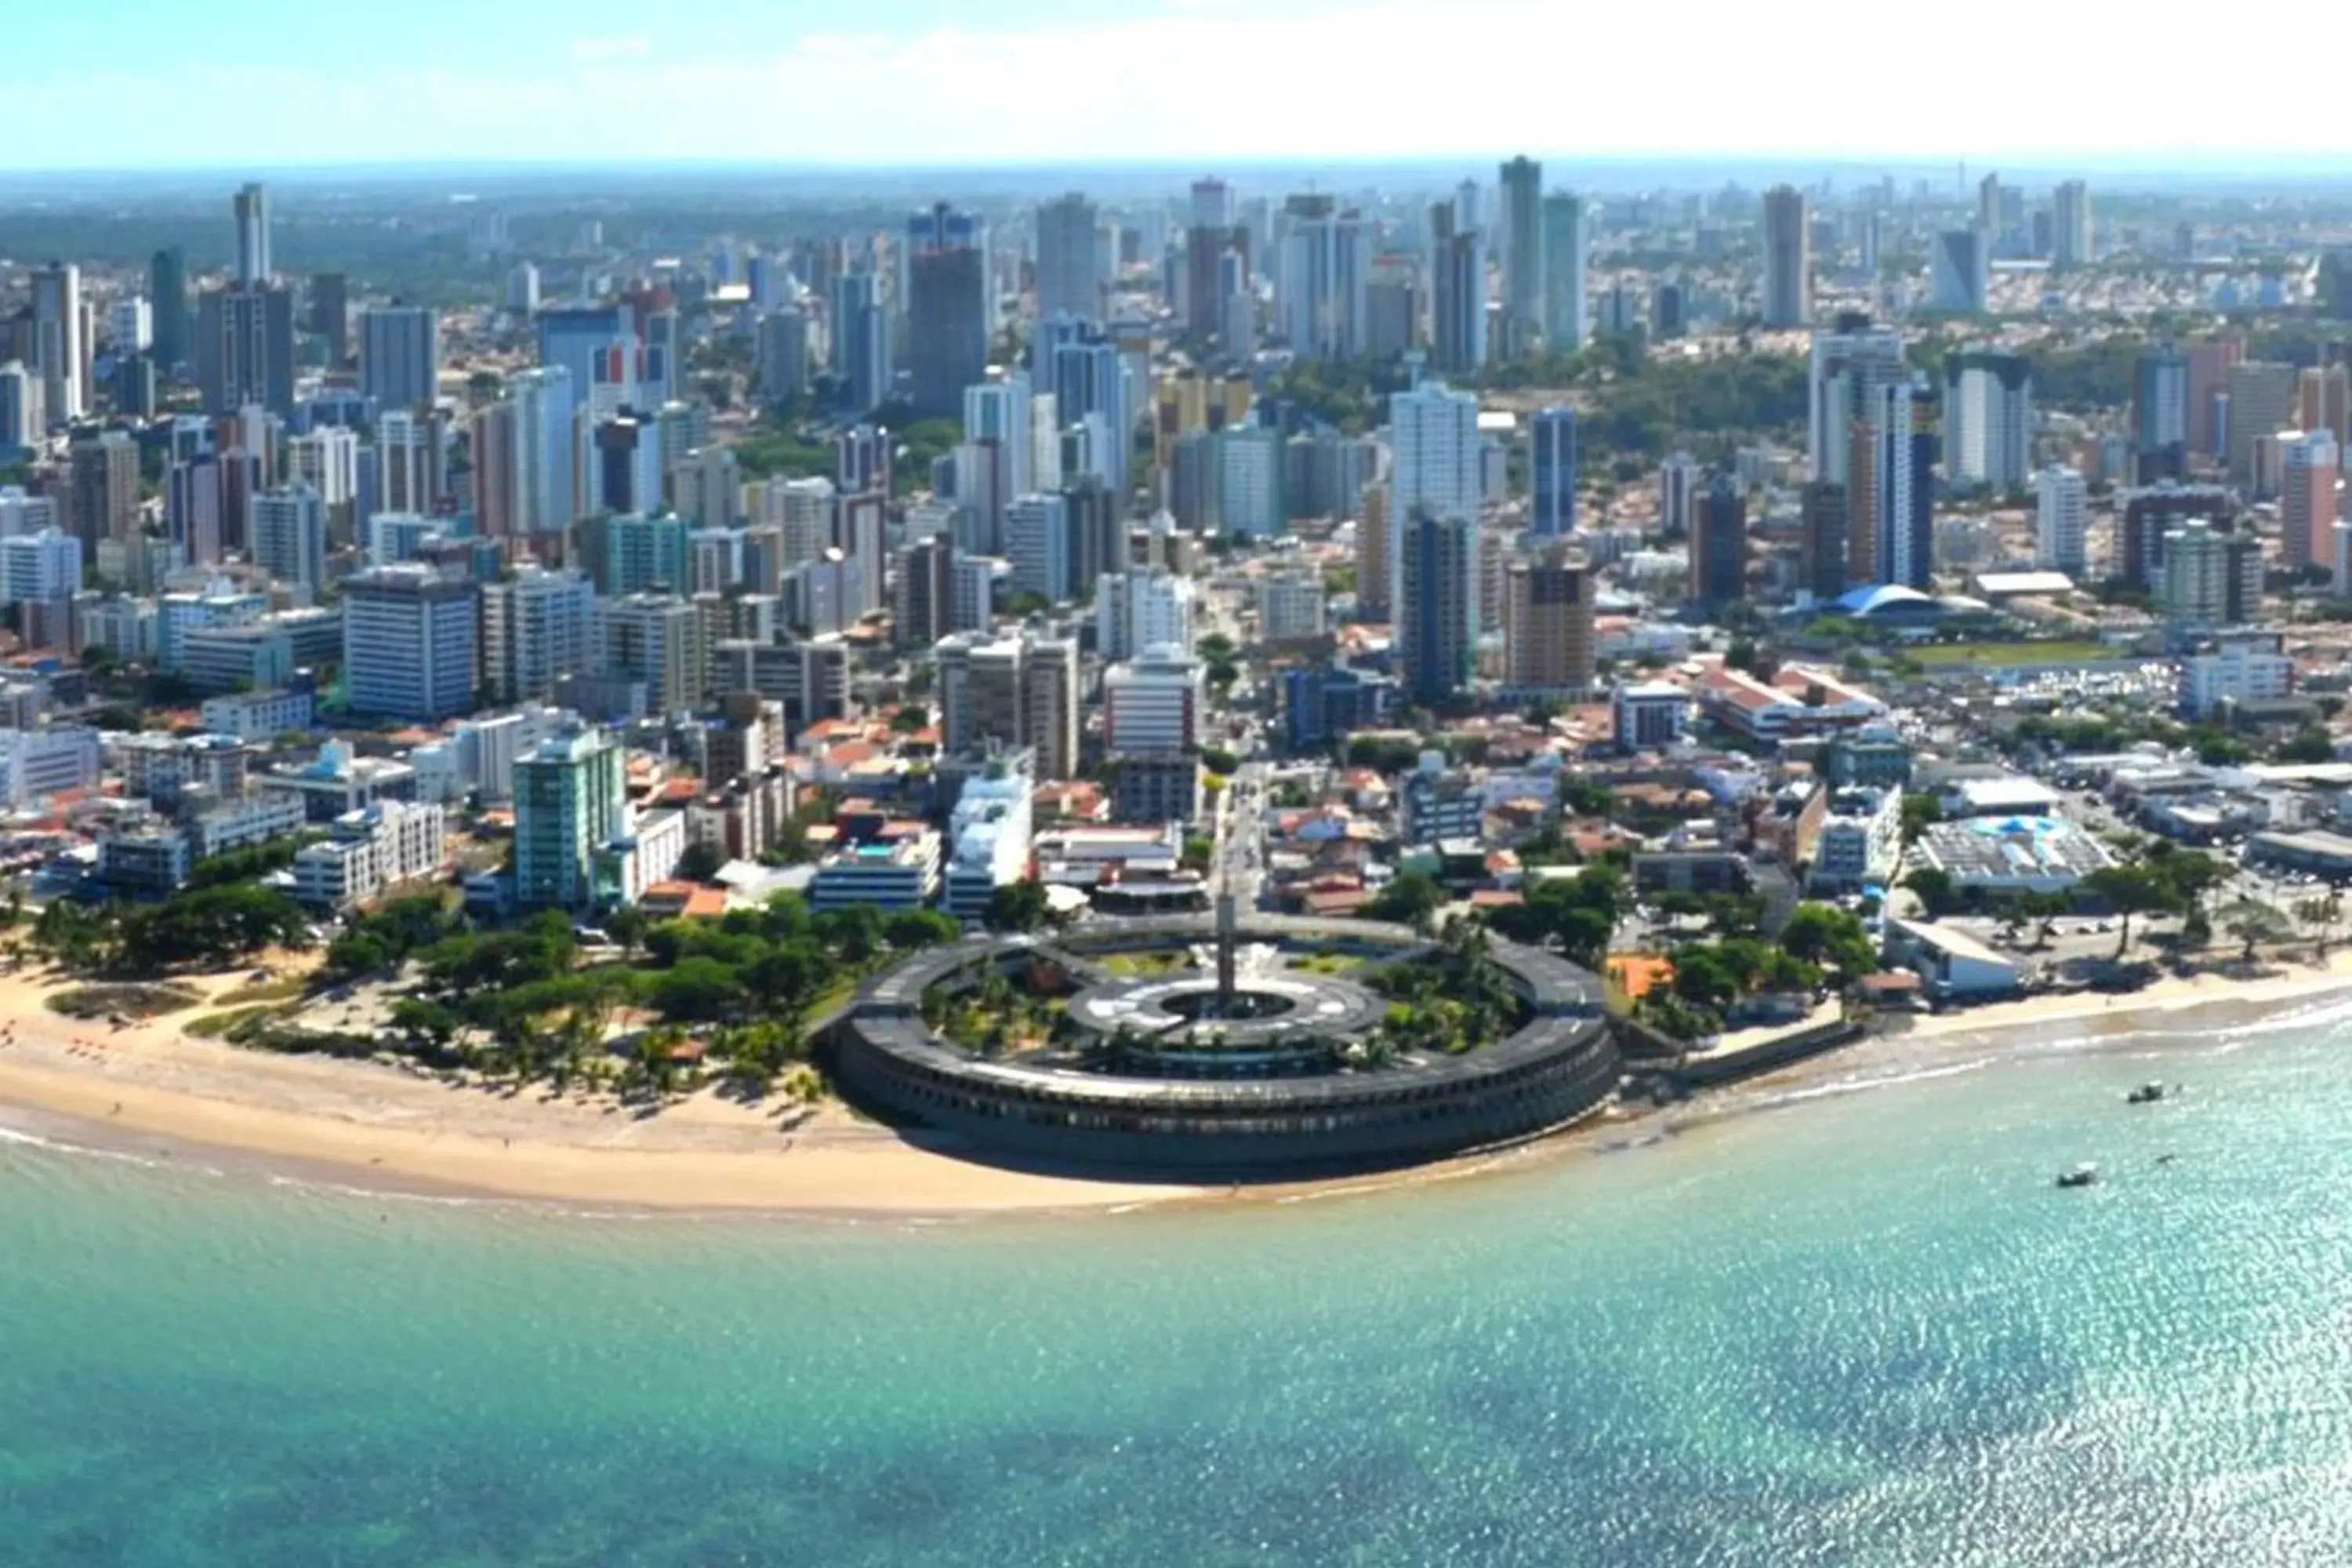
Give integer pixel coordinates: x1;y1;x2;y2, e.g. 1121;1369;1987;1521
13;0;2352;178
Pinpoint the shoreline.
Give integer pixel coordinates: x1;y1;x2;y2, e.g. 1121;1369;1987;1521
3;953;2351;1218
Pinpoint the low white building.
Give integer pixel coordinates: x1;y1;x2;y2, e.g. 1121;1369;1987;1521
186;788;309;859
809;829;942;913
0;726;101;808
292;800;448;910
1910;815;2117;897
2180;633;2292;720
1888;918;2024;999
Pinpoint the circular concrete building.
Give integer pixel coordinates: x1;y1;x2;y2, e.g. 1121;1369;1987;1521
832;913;1621;1176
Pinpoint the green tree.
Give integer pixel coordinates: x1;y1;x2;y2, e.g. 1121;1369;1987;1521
985;878;1053;934
2081;865;2173;960
1903;866;1958;916
1899;793;1944;848
1364;870;1445;932
1780;902;1878;979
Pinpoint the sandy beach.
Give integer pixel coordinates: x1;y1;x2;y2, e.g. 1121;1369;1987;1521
4;950;2350;1216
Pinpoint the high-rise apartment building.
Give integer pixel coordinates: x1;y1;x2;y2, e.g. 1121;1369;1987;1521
481;565;594;702
2227;361;2298;489
1802;481;1849;601
341;565;478;720
308;272;349;364
359;306;439;412
2053;180;2093;269
151;248;191;370
30;263;84;425
2133;346;2190;483
249;483;327;597
1929;229;1989;314
756;309;808;405
1035;193;1104;325
1762;186;1812;328
1504;543;1595;694
1808;318;1907;485
1399;509;1477;704
2282;430;2341;570
66;430;139;551
195;282;296;416
1944;350;2032;490
1386;382;1480;614
514;724;626;912
906;203;988;418
1276;195;1370;361
1428;203;1487;375
233;183;271;284
1690;476;1748;608
1541;193;1587;352
2035;465;2088;573
1498;156;1544;357
1530;407;1576;538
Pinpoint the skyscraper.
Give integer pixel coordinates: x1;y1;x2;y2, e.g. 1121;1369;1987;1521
1848;379;1929;590
1503;543;1594;693
1809;317;1907;485
1185;179;1241;343
1386;381;1481;614
508;367;575;537
1801;481;1849;601
2053;180;2093;269
756;310;808;405
1035;193;1103;325
1929;229;1989;314
67;431;139;551
233;183;271;284
1541;193;1588;352
150;248;190;371
906;203;989;419
359;305;439;412
1762;186;1812;328
1944;350;2033;490
2227;361;2298;488
1689;476;1748;607
829;274;889;415
29;263;83;426
1276;195;1370;361
1399;509;1476;704
1498;155;1545;357
2035;465;2088;573
309;273;349;365
1530;408;1576;538
482;566;594;703
195;282;296;416
0;362;40;456
2133;346;2190;483
341;566;478;720
2282;430;2340;571
1429;202;1486;375
249;483;327;597
514;724;626;911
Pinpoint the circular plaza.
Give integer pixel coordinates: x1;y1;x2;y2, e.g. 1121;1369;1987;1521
832;913;1621;1176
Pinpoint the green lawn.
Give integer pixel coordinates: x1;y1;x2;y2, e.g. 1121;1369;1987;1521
1905;641;2122;669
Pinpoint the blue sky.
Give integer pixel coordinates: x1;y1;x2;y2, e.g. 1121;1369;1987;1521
2;0;2305;172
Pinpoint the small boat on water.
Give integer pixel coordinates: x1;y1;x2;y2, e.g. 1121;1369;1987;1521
2056;1163;2100;1189
2126;1081;2167;1105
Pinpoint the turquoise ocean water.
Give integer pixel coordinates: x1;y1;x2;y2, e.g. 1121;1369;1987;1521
9;1004;2352;1566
